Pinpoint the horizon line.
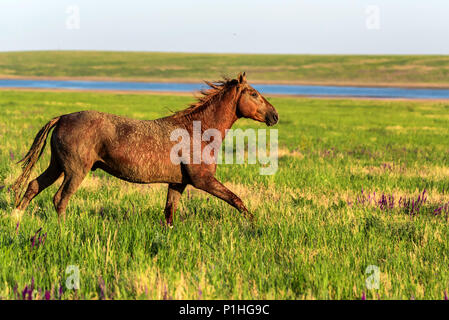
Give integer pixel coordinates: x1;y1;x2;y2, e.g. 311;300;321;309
1;49;449;56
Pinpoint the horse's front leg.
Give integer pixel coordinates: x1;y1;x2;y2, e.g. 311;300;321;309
164;183;186;227
190;175;254;221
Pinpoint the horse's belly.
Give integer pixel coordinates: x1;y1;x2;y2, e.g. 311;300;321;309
98;150;183;184
126;161;182;183
108;161;182;184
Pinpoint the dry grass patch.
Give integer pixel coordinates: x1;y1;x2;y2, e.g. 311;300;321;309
278;148;304;159
350;163;449;181
128;265;216;299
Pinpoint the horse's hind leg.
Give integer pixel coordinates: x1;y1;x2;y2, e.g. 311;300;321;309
53;170;88;221
164;183;186;227
16;155;63;211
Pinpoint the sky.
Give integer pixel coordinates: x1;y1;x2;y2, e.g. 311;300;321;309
1;0;449;54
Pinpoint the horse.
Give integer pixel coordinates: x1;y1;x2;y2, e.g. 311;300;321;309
11;72;279;225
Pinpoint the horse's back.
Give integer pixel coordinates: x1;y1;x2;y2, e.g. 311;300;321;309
55;110;159;143
51;110;183;183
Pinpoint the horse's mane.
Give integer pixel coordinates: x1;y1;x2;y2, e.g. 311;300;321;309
173;77;239;118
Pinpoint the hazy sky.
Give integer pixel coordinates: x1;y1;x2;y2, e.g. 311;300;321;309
1;0;449;54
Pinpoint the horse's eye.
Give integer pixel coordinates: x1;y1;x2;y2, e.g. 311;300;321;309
251;92;258;98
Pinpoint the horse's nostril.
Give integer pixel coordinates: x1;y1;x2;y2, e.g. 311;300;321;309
265;112;279;126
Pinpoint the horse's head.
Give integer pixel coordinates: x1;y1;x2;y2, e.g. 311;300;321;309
235;72;279;126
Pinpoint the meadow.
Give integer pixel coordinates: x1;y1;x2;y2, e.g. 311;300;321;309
2;51;449;87
1;90;449;299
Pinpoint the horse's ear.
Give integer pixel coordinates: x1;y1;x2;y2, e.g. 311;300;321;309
238;72;247;84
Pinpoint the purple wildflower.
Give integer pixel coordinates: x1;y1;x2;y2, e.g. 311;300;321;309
353;188;437;217
22;285;28;300
13;284;18;299
163;285;168;300
30;228;45;250
99;276;105;300
39;232;47;246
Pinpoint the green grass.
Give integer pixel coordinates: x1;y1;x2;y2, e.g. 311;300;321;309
1;90;449;299
2;51;449;86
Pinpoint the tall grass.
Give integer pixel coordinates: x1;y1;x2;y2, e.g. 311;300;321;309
1;90;449;299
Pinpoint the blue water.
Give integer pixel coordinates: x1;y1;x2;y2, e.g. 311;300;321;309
1;79;449;99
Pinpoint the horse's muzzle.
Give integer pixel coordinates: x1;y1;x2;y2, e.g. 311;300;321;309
265;111;279;126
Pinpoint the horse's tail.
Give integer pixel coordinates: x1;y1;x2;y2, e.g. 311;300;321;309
11;116;61;206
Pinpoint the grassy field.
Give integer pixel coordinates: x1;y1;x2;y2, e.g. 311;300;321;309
2;51;449;87
1;90;449;300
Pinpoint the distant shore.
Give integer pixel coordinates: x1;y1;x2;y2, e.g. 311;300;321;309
2;74;449;90
1;51;449;90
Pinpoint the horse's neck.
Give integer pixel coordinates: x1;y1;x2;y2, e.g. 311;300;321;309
195;91;238;137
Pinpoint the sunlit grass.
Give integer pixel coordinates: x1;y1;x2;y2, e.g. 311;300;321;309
1;90;449;299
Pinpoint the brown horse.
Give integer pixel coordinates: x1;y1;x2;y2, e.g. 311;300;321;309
11;72;279;225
